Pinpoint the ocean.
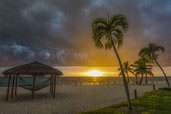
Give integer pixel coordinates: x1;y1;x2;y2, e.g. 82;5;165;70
0;66;171;87
0;77;170;87
1;66;171;77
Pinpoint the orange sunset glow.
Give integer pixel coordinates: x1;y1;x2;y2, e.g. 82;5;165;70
84;69;105;77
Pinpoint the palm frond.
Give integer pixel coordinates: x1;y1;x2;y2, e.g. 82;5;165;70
92;18;108;48
112;28;124;48
104;40;112;49
139;42;165;61
91;14;129;51
110;14;129;32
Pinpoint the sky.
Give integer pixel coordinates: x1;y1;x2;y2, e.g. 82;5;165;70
0;0;171;67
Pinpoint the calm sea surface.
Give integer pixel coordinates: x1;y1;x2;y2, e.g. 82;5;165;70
0;66;171;87
1;66;171;77
0;77;171;87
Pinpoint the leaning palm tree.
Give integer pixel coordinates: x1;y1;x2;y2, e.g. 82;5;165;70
144;69;154;84
92;14;132;110
139;42;170;88
133;57;153;84
139;56;153;84
118;61;134;83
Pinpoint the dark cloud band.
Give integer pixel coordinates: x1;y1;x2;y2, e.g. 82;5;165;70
0;0;171;66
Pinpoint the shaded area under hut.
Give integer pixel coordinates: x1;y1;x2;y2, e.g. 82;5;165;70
2;61;63;101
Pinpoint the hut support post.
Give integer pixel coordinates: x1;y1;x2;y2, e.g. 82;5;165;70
6;75;11;101
51;76;53;95
32;75;36;99
11;75;16;98
52;75;54;96
50;76;52;95
49;75;51;93
53;75;56;98
15;75;18;96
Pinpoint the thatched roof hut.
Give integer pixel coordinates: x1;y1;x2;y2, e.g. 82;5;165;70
3;61;63;101
3;61;63;76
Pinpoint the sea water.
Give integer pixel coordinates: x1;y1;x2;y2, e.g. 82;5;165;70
0;66;171;87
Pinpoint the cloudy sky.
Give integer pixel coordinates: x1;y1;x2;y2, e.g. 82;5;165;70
0;0;171;67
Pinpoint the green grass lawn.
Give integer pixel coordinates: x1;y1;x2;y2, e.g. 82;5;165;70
82;90;171;114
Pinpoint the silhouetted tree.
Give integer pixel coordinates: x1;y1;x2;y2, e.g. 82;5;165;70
132;57;153;84
139;43;170;88
118;61;134;83
92;14;132;110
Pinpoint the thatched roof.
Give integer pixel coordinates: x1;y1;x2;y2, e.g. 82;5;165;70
2;61;63;76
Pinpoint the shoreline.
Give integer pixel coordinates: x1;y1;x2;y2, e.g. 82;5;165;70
0;81;168;114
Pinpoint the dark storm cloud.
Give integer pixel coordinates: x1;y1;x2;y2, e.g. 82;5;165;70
0;0;171;66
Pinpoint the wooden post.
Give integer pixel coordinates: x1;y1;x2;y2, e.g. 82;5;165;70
134;89;137;99
32;75;36;99
11;75;15;98
153;84;156;90
6;75;11;101
51;75;53;96
51;76;53;95
50;75;51;93
50;75;53;95
53;76;56;98
51;75;54;96
15;75;18;96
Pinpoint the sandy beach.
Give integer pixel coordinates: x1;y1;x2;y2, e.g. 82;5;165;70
0;81;168;114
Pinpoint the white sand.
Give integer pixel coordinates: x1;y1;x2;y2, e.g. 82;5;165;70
0;82;168;114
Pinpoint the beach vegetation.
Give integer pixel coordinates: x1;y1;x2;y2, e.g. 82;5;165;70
118;61;134;83
139;42;170;88
132;56;153;85
91;14;132;110
82;90;171;114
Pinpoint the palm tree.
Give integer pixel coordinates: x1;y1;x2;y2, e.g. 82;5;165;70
92;14;132;110
144;69;154;84
139;43;170;88
139;56;153;84
118;61;134;83
133;57;153;84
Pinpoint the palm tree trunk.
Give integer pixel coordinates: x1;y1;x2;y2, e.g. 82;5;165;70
139;73;144;85
145;73;148;84
126;72;129;83
135;74;138;84
154;58;170;88
111;40;132;110
151;74;155;85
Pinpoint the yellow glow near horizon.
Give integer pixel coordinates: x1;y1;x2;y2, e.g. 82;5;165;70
84;69;104;77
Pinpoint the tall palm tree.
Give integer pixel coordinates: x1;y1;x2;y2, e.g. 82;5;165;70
133;57;153;84
92;14;132;110
139;43;170;88
118;61;134;83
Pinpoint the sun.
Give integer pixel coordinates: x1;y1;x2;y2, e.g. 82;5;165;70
85;69;104;77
